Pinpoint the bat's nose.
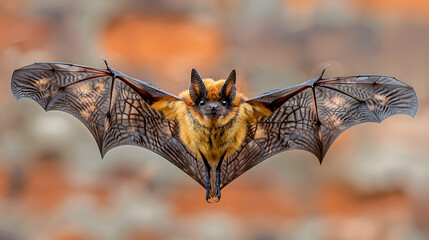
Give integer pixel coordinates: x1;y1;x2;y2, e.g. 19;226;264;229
209;103;218;110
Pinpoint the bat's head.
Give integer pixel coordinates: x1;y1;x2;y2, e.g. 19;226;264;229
187;69;237;120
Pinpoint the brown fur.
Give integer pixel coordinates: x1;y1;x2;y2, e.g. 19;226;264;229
151;78;272;166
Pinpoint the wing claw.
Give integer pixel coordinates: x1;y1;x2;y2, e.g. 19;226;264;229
101;57;118;78
319;64;330;80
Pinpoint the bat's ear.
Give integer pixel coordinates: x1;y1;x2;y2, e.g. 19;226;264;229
189;68;207;104
221;69;236;103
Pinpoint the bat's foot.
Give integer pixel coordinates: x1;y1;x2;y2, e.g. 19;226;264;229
206;187;221;203
206;185;221;203
206;193;220;203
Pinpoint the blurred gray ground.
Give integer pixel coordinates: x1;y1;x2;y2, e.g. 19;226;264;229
0;0;428;239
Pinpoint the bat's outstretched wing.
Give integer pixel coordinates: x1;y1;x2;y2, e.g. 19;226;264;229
11;62;206;186
219;74;418;188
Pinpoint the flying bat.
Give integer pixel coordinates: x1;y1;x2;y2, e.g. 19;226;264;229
11;61;418;202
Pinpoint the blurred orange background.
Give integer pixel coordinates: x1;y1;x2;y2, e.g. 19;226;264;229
1;0;429;239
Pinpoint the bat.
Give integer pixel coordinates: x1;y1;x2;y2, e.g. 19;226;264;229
11;60;418;203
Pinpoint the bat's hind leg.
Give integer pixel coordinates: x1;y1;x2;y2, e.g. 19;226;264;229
215;152;226;200
200;151;225;203
200;152;213;202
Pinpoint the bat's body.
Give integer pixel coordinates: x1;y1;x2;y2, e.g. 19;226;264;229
152;76;271;201
11;61;418;202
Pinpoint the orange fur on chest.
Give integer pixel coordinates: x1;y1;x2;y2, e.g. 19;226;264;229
151;78;271;164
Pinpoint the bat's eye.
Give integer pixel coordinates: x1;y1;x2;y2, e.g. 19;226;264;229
198;100;205;106
221;100;228;106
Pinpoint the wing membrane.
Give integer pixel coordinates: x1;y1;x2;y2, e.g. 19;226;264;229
11;62;208;187
219;75;418;188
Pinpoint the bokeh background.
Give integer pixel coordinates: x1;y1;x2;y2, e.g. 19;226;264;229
1;0;428;239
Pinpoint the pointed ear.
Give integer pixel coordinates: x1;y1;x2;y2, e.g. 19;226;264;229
189;68;207;104
221;69;236;103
